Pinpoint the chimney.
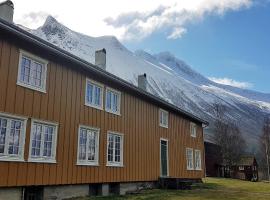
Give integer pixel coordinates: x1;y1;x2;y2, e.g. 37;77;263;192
95;48;106;70
138;73;147;91
0;0;14;23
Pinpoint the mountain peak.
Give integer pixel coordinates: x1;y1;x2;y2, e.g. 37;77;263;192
43;15;59;26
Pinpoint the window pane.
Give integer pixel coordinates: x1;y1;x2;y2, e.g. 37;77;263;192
20;57;31;84
86;83;93;104
79;129;87;160
108;135;114;162
8;120;21;155
94;87;101;106
106;91;112;110
43;126;54;157
31;124;42;157
0;118;7;154
87;130;96;161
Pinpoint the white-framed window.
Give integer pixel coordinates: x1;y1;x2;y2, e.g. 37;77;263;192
28;119;58;163
105;87;121;115
85;79;104;110
186;148;194;170
239;166;244;171
77;125;99;166
107;132;123;167
190;122;197;137
194;149;202;170
159;109;168;128
17;50;48;93
0;112;27;162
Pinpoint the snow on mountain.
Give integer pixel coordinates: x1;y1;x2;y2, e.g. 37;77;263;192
26;16;270;149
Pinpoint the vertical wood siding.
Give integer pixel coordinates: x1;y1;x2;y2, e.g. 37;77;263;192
0;39;205;187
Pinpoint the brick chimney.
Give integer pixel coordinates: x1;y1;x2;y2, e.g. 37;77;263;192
138;73;147;91
0;0;14;23
95;48;106;70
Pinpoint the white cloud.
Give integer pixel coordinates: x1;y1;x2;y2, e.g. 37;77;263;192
167;27;187;39
12;0;253;41
209;77;253;89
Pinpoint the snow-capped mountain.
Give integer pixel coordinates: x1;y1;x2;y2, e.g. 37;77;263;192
24;16;270;149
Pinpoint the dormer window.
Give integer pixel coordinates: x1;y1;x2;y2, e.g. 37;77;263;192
159;109;168;128
17;50;48;93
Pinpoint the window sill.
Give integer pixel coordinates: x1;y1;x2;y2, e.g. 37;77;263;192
187;168;194;171
195;168;202;171
106;163;124;167
85;103;103;111
0;157;25;162
105;109;121;116
159;124;168;128
28;158;56;164
191;135;197;138
17;81;46;94
76;162;99;166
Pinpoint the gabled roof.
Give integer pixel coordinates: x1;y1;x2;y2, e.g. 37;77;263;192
0;18;208;125
236;155;257;166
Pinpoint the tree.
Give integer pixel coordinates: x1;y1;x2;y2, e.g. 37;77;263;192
261;116;270;181
212;103;246;167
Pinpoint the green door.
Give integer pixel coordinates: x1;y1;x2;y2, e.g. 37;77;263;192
160;139;168;177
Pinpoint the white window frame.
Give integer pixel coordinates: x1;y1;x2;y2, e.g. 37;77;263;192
85;78;104;110
194;149;202;170
159;109;168;128
186;148;194;170
17;50;48;93
160;138;169;177
28;119;58;163
0;112;27;162
105;87;121;115
106;131;124;167
190;122;197;138
239;166;244;171
76;125;100;166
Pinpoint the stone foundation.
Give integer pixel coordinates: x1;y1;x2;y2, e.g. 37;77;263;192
0;187;22;200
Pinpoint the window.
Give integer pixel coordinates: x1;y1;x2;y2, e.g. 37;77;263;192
239;166;244;171
190;122;197;137
194;149;202;170
107;132;123;167
29;120;58;163
85;79;103;110
105;88;121;115
77;125;99;166
17;50;48;93
159;109;168;128
186;148;194;170
0;113;27;161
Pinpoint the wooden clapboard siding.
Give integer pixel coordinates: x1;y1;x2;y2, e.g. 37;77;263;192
0;38;205;187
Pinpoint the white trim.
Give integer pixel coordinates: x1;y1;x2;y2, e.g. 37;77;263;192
85;78;104;110
0;112;27;162
160;138;169;177
190;122;197;138
105;87;121;116
186;147;194;170
28;119;58;163
17;49;48;93
76;125;100;166
106;131;124;167
159;109;168;128
194;149;202;170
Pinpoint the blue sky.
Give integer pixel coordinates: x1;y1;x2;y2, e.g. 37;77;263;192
13;0;270;93
124;2;270;93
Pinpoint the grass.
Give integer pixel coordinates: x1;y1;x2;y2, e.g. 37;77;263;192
72;178;270;200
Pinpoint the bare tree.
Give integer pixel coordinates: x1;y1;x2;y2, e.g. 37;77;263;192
261;116;270;181
212;103;246;166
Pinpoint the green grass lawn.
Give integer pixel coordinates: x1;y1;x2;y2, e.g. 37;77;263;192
73;178;270;200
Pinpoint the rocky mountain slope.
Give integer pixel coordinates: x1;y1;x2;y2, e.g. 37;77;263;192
23;16;270;149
